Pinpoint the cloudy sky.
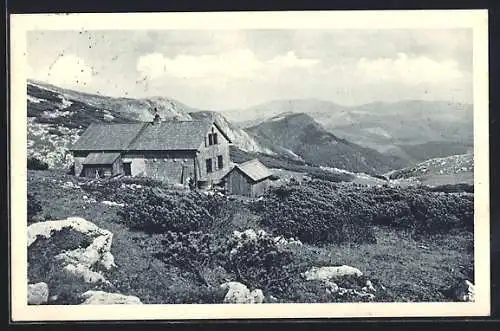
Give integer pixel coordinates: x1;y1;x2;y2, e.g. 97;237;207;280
26;29;472;110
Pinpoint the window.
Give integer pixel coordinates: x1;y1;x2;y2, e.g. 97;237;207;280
217;155;223;170
208;132;218;146
206;158;213;173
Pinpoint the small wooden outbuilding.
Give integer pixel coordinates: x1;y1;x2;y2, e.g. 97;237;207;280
221;159;273;197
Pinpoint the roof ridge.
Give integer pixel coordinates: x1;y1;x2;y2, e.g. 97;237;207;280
239;158;261;166
124;123;150;150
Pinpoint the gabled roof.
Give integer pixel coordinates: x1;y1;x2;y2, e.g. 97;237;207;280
70;120;232;152
83;152;121;165
128;121;214;151
224;159;273;183
70;123;147;151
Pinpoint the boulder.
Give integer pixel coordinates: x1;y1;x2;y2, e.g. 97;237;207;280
301;265;363;281
28;282;49;305
220;281;264;304
28;217;117;284
453;279;475;302
80;291;142;305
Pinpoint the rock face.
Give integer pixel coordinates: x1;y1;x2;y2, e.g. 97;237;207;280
220;281;264;304
453;280;475;302
301;265;363;281
28;282;49;305
28;217;116;284
80;291;143;305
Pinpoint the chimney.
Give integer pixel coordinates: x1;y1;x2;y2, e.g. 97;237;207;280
152;107;161;125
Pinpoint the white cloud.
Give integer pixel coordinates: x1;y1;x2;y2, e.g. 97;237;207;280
31;54;93;88
354;53;463;85
267;51;319;68
136;49;319;82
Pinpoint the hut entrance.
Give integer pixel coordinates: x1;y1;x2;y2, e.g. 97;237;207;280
123;162;132;176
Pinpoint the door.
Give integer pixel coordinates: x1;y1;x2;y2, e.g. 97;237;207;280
123;162;132;176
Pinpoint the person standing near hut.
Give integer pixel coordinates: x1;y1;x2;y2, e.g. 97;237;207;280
187;173;195;190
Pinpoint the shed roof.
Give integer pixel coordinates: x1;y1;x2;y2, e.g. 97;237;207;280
227;159;273;183
83;152;121;165
70;123;147;151
128;121;214;150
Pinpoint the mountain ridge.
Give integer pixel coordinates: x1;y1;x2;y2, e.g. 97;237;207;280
246;112;407;174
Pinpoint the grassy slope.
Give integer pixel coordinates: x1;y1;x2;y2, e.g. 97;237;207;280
28;169;473;303
27;170;194;303
387;153;474;186
291;228;472;302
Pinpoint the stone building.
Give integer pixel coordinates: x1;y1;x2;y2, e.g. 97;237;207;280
69;117;232;187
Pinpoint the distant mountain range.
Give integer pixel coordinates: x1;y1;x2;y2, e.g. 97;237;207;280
221;98;473;163
245;112;407;174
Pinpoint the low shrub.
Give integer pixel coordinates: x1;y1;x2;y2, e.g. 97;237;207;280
27;157;49;170
117;189;227;233
369;186;474;235
254;180;474;244
253;181;377;246
222;231;298;296
27;193;43;223
148;231;227;286
429;183;474;193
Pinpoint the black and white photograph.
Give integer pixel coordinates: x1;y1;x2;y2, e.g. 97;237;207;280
10;10;490;320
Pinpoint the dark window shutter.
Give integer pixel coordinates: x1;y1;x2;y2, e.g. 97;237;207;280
206;158;213;173
217;155;223;169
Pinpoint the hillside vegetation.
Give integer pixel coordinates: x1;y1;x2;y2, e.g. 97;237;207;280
28;169;473;304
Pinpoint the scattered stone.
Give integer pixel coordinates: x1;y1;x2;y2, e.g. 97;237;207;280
453;279;475;302
101;200;125;207
325;281;340;294
301;265;363;281
28;282;49;305
220;281;264;304
80;291;142;305
62;264;109;284
365;280;376;292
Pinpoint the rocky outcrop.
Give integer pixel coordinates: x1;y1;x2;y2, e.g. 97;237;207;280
301;265;363;281
452;279;475;302
220;281;264;304
302;265;378;301
28;217;116;284
28;282;49;305
80;291;143;305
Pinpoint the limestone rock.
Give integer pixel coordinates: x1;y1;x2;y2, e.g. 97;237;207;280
453;279;475;302
28;282;49;305
301;265;363;281
28;217;117;284
220;281;264;304
80;291;142;305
